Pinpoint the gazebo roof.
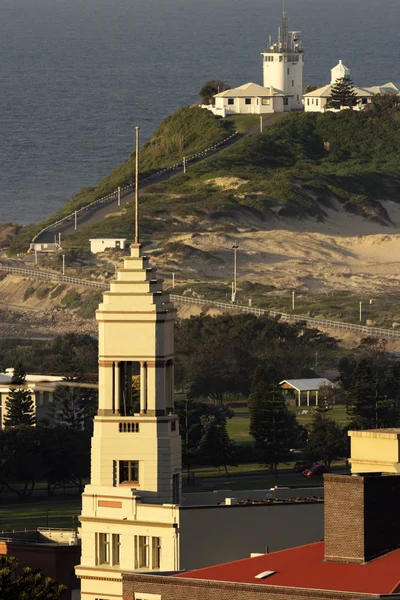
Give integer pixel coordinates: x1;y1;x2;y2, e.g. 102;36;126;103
279;378;334;392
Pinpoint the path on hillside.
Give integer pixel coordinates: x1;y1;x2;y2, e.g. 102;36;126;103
36;114;282;244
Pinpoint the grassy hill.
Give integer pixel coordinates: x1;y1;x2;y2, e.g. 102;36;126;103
9;106;235;254
11;104;400;255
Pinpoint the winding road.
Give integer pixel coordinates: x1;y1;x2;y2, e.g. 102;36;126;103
35;114;282;244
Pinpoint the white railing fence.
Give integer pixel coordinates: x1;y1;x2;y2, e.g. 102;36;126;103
31;132;239;243
1;264;399;339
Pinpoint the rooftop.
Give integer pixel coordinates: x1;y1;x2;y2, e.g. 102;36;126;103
279;378;334;391
214;82;286;98
174;541;400;595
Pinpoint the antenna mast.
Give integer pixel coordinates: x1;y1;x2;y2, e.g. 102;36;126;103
282;0;287;52
135;126;140;244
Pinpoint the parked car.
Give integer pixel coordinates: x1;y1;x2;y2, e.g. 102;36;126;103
293;461;315;473
303;464;329;477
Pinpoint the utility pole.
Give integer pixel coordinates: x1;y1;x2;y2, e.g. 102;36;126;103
232;242;239;302
183;157;186;174
34;248;38;265
62;254;65;275
135;126;140;244
359;301;362;322
58;232;61;247
260;115;263;133
118;186;121;207
292;291;295;311
172;272;175;289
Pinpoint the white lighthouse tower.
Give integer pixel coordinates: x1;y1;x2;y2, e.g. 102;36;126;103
261;8;304;111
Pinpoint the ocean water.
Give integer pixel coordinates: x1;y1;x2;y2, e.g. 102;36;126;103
0;0;399;224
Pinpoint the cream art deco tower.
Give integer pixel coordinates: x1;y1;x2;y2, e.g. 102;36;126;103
76;173;182;599
261;8;304;111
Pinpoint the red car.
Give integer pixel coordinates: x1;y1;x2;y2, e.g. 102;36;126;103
303;464;329;477
293;461;315;473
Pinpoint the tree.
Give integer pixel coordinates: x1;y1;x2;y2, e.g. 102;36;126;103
345;344;400;430
305;409;347;469
199;416;237;475
50;378;97;432
326;76;358;110
200;80;230;105
249;367;292;477
4;362;36;428
304;85;319;93
0;555;67;599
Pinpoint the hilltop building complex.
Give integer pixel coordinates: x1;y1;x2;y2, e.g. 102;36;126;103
304;60;399;112
205;10;304;116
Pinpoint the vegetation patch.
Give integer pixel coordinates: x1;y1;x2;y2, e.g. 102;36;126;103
23;286;36;301
61;289;81;310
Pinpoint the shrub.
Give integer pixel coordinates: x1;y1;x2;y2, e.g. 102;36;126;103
61;289;81;309
50;284;66;299
36;286;50;300
23;286;36;301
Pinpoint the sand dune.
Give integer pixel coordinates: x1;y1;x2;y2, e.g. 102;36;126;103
159;200;400;293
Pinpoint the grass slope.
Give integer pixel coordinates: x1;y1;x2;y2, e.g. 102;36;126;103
9;107;234;254
63;109;400;251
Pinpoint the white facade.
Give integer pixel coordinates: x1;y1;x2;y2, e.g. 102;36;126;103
0;370;64;428
304;60;400;113
261;25;304;112
330;59;350;84
210;82;284;117
90;238;127;254
206;11;304;116
76;242;182;600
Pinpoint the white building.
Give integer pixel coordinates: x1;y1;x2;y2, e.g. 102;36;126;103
212;82;286;117
75;241;326;600
89;238;127;254
0;370;64;427
304;60;399;112
205;10;304;117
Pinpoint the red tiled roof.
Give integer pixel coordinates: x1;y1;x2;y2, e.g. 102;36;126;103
174;542;400;595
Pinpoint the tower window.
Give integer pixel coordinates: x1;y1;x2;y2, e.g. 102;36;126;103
98;533;110;564
152;537;161;569
227;98;234;105
292;80;294;87
112;534;121;565
283;98;289;106
245;98;251;105
135;536;150;568
316;99;319;106
287;67;290;75
119;460;139;484
171;420;176;431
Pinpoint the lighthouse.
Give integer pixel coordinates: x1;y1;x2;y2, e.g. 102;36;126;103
261;8;304;111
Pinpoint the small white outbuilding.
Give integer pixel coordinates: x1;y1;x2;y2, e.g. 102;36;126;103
90;238;127;254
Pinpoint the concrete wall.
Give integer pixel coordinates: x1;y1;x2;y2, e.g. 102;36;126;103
179;501;324;571
90;238;126;254
182;486;323;506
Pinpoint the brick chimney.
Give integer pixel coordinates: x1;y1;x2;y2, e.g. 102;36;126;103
324;473;400;564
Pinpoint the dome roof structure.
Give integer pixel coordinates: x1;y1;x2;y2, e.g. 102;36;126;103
330;60;350;84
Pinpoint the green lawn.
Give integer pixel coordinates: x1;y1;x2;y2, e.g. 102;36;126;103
0;495;82;531
227;404;349;444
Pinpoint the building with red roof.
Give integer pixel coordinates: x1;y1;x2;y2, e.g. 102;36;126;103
123;473;400;600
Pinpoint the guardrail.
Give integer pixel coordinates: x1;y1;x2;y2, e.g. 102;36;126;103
31;131;239;243
0;266;108;290
1;265;399;339
168;295;400;339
